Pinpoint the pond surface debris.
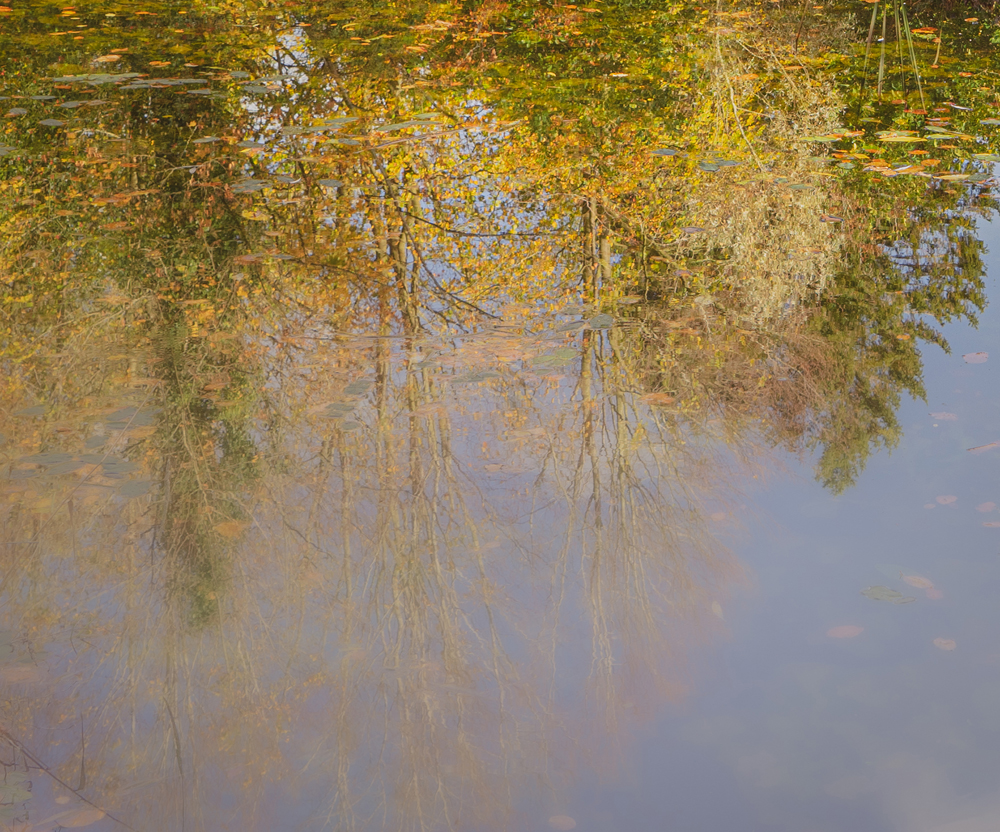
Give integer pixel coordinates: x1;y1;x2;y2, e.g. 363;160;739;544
2;0;1000;830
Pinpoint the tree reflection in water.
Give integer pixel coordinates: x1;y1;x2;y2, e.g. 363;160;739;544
0;0;995;828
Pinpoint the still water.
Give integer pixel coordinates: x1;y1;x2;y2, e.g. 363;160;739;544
1;0;999;829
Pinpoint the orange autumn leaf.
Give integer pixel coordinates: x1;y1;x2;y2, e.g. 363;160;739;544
213;520;248;539
827;625;863;639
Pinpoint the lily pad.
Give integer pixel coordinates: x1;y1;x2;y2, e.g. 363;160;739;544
343;379;373;396
532;347;578;368
861;585;916;604
119;480;152;498
322;402;356;418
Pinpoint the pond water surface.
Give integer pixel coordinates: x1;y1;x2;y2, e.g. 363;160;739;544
1;1;1000;830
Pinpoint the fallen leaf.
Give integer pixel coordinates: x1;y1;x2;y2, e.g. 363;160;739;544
926;588;944;600
711;601;724;619
549;817;577;831
933;638;956;651
94;54;122;63
976;502;996;513
936;495;957;505
827;625;864;638
213;520;248;539
57;807;107;827
862;586;915;604
640;392;676;406
903;575;934;589
968;442;1000;454
963;352;988;363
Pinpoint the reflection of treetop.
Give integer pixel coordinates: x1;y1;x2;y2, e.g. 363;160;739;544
1;2;999;830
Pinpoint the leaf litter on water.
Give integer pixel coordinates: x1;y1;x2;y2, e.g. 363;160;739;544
861;586;915;604
827;625;864;638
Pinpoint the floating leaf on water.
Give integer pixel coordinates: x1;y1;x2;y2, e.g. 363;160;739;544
820;214;843;223
698;161;720;172
936;495;957;505
39;118;65;127
343;379;373;396
119;480;152;498
801;135;841;143
532;347;577;368
5;108;27;116
973;154;1000;162
22;452;72;464
861;585;915;603
981;119;1000;126
640;392;675;406
968;442;1000;453
94;54;122;63
236;140;265;149
651;147;686;157
213;520;248;539
14;405;46;417
976;501;996;513
983;521;1000;527
903;575;934;589
37;807;107;828
102;460;138;476
242;84;275;93
963;352;988;363
836;162;855;169
106;406;158;427
926;588;944;600
929;412;957;421
827;625;863;638
587;313;614;329
192;136;221;144
339;420;361;431
231;179;270;193
933;638;956;651
934;173;971;181
317;179;343;189
320;402;356;418
548;817;577;831
47;460;86;476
